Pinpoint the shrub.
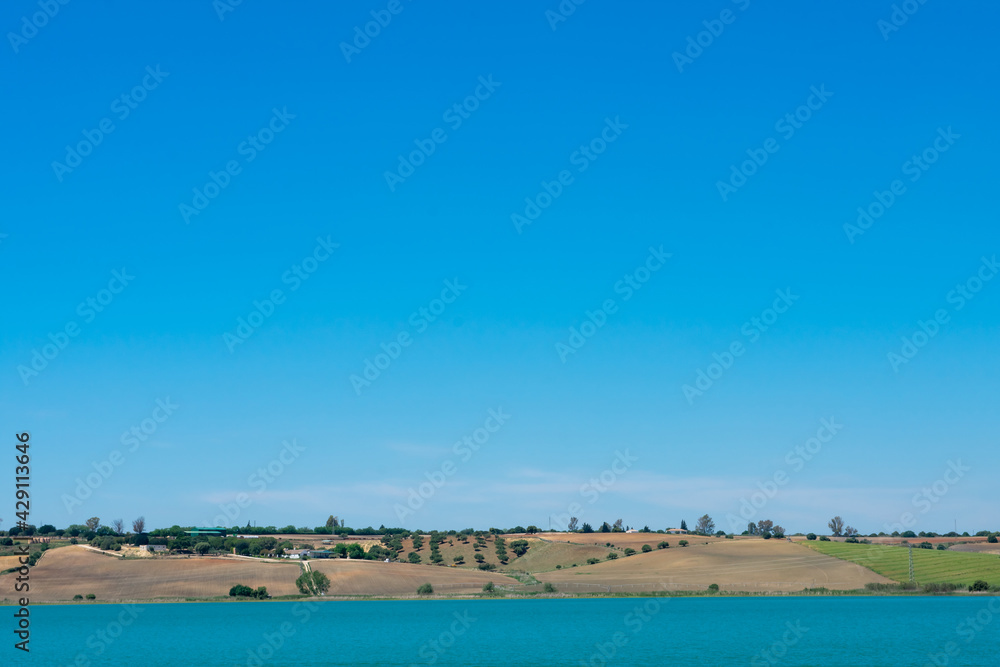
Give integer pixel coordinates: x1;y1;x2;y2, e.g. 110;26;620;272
417;583;434;595
657;541;669;549
587;558;600;565
725;534;734;539
73;594;83;600
543;583;557;593
678;540;688;547
408;552;421;564
917;542;933;550
624;548;636;557
844;537;859;543
194;542;211;555
708;583;719;593
453;555;464;564
923;583;960;593
762;532;772;540
477;563;495;571
607;552;618;560
819;536;830;541
937;544;948;550
970;580;989;592
988;535;998;544
85;594;96;600
482;582;494;593
806;533;817;541
641;544;652;553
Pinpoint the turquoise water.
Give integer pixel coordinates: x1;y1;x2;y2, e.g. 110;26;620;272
9;596;999;666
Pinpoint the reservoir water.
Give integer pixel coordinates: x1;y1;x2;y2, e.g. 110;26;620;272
12;596;999;666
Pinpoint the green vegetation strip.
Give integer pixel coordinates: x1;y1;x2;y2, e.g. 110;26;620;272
802;541;1000;586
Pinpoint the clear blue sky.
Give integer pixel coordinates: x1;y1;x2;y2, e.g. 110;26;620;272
2;1;997;535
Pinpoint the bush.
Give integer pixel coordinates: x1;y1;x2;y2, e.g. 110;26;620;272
623;548;636;557
819;536;831;541
408;552;421;564
806;533;817;541
85;594;96;600
482;582;495;593
708;583;719;593
762;532;772;540
73;594;83;601
844;537;859;544
917;542;933;550
607;552;618;560
657;541;669;549
587;558;600;565
417;583;434;595
970;580;989;592
923;583;961;593
477;563;495;571
678;540;688;547
543;583;557;593
988;535;998;544
937;544;948;550
194;542;211;555
641;544;652;553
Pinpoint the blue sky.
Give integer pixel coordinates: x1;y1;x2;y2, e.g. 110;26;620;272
2;1;997;535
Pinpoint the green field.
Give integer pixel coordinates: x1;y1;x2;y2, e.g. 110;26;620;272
801;541;1000;586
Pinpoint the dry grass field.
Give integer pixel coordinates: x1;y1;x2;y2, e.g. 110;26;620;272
307;559;517;596
535;539;892;593
0;546;301;602
0;555;24;571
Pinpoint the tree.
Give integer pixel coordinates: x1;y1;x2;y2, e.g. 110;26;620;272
111;519;124;535
657;541;669;549
624;548;636;556
612;519;624;532
86;517;100;531
806;533;817;540
526;525;540;534
482;581;495;593
679;540;689;547
194;542;211;555
326;515;339;529
696;514;715;535
747;522;758;535
844;525;859;537
988;535;998;544
132;516;145;534
600;522;612;533
680;519;688;531
567;517;579;532
581;522;594;533
756;519;774;536
408;552;421;564
417;583;433;595
38;524;56;534
772;526;785;539
510;540;530;556
607;552;618;560
642;544;652;552
828;516;845;536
